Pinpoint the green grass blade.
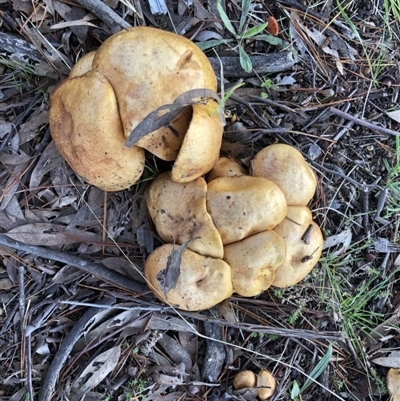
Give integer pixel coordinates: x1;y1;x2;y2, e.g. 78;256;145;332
301;344;333;391
253;34;284;46
238;45;252;72
196;39;233;51
217;0;237;38
241;22;268;39
239;0;251;32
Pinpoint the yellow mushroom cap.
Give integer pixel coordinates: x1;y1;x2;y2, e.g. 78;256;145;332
272;206;323;287
147;172;223;259
92;26;222;176
224;231;286;297
387;368;400;401
49;70;145;191
207;157;246;182
206;176;287;245
233;370;257;390
171;100;223;183
257;370;277;400
144;243;233;311
252;144;317;206
69;51;96;78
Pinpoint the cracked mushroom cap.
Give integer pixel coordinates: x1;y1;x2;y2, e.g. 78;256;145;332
272;206;323;287
49;70;145;191
224;231;286;297
252;144;317;206
144;243;233;311
92;26;223;181
147;171;223;259
170;100;223;183
207;157;246;182
206;176;287;245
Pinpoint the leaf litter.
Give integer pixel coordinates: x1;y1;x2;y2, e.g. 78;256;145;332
1;0;400;400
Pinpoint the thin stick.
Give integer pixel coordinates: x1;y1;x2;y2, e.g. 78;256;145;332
74;0;131;33
0;234;146;294
330;107;400;137
102;191;107;254
37;298;114;401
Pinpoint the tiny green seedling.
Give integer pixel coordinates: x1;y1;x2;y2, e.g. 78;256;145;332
197;0;284;73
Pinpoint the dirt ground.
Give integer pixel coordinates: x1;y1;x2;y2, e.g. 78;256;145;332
1;0;400;400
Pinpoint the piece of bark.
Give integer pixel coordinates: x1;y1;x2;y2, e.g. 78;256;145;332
208;51;298;78
0;32;43;62
201;309;226;383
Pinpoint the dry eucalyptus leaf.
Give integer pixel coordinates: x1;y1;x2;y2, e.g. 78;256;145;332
70;346;121;399
373;356;400;368
323;228;352;256
386;109;400;124
0;163;28;212
74;309;141;352
29;141;63;189
125;88;220;147
5;223;102;246
158;334;193;373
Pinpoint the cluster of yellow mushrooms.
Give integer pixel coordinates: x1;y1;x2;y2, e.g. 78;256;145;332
49;26;323;313
145;144;323;311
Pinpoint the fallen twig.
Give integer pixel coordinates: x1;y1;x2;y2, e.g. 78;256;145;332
74;0;131;33
330;107;400;137
37;297;114;401
0;234;146;294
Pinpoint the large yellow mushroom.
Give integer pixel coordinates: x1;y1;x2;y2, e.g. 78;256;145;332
144;244;233;311
206;175;287;245
49;70;145;191
224;231;286;296
272;206;323;287
147;171;223;259
252;144;317;206
49;26;223;191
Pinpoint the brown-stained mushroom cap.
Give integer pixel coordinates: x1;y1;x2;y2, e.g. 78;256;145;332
272;206;323;287
49;70;145;191
92;26;222;177
257;370;277;400
144;243;233;311
147;172;223;259
224;231;286;297
206;176;287;245
207;157;246;182
252;144;317;206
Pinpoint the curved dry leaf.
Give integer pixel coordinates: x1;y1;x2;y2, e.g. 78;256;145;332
30;141;63;189
70;346;121;399
158;334;193;373
0;150;33;165
386;110;400;124
5;223;102;246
